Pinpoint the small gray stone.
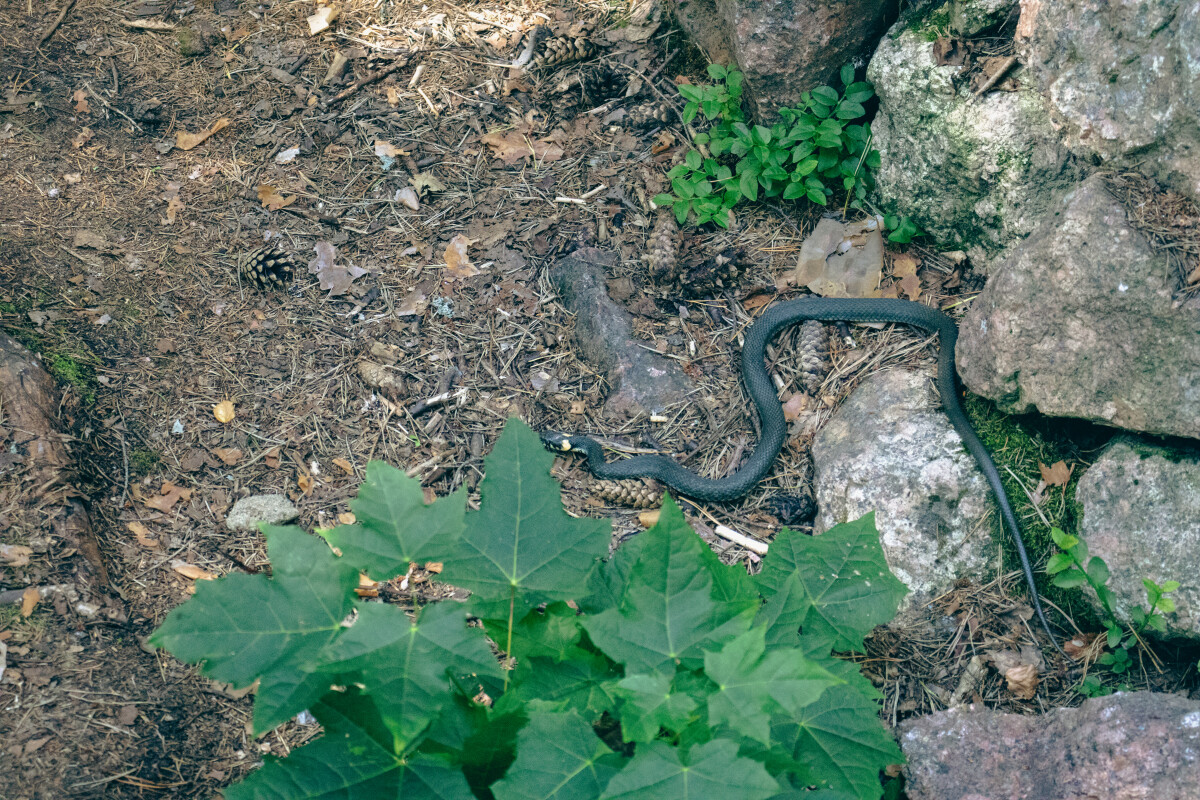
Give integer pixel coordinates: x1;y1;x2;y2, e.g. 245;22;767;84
957;175;1200;440
1076;439;1200;640
812;369;995;611
226;494;299;532
901;692;1200;800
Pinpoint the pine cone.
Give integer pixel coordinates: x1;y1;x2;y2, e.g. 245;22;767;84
625;101;672;129
679;249;741;297
240;244;295;289
580;65;627;104
593;478;663;508
642;212;679;284
531;35;599;68
797;320;829;394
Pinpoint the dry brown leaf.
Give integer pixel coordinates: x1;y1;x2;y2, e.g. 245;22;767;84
173;562;217;581
213;447;243;466
480;131;564;166
263;446;281;469
297;471;314;494
1062;632;1097;659
307;4;341;35
308;241;367;297
425;562;444;574
782;393;809;422
337;512;356;525
650;130;675;155
332;457;354;475
1003;663;1039;699
741;293;773;312
892;252;922;301
127;521;160;548
257;184;297;211
569;400;586;415
396;282;432;316
144;483;193;513
21;587;40;617
1186;263;1200;286
443;234;478;278
72;127;94;149
176;117;231;151
1;544;33;566
213;400;236;424
72;89;90;114
386;86;401;106
638;509;660;528
1039;460;1072;487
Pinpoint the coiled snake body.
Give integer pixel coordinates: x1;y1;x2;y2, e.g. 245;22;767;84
542;298;1061;650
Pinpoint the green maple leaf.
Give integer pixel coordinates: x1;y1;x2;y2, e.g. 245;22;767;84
148;526;359;734
755;515;906;652
789;686;905;800
510;652;621;718
318;600;502;749
224;692;474;799
612;673;699;743
583;497;758;673
442;419;610;606
600;739;780;800
492;709;620;800
322;461;467;579
703;627;842;745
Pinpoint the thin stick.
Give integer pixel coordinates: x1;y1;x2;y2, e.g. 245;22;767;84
319;54;412;110
85;83;143;132
36;0;77;49
972;55;1019;100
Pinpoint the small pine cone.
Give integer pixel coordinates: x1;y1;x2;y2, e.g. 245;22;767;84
797;320;829;394
532;35;598;68
580;66;627;104
593;478;662;508
240;244;295;289
642;212;679;284
679;249;741;298
625;101;672;129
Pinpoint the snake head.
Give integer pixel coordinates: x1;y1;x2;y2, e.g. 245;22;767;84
539;431;575;452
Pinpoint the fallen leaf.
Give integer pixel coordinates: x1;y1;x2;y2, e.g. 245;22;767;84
569;400;586;414
374;140;408;169
386;86;401;106
72;89;90;113
213;400;236;423
396;281;432;316
480;131;564;166
1186;263;1200;286
144;482;193;513
256;184;296;211
1003;662;1039;699
21;588;39;617
0;544;33;566
297;471;314;494
425;562;443;574
175;117;231;151
307;4;341;35
213;447;243;466
638;509;660;528
650;130;675;154
173;562;217;581
72;127;94;149
337;512;356;525
63;172;82;184
892;252;922;301
410;172;446;194
443;234;478;278
332;457;354;475
263;446;281;469
1039;460;1072;487
127;521;160;548
395;187;420;210
782;393;809;421
1063;633;1096;659
307;241;367;297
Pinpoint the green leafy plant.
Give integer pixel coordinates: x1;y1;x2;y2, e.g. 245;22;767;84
1048;528;1179;685
881;214;923;244
656;64;880;227
151;419;908;799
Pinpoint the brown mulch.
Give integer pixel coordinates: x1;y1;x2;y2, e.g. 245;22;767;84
2;1;1198;797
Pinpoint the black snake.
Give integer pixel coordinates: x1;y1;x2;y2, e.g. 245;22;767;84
541;298;1061;650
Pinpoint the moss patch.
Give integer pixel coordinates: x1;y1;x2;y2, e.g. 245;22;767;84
129;447;161;476
964;393;1114;631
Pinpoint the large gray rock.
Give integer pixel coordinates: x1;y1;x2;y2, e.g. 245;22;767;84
901;692;1200;800
674;0;894;119
867;5;1077;257
812;369;995;610
1075;439;1200;640
957;175;1200;440
549;248;694;417
226;494;299;533
1021;0;1200;203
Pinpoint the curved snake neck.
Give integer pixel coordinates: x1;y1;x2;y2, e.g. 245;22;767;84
542;297;1061;652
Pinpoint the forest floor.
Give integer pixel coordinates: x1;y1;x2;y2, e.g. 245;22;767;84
2;0;1196;797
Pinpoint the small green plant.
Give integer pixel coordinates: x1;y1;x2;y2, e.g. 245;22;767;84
1048;528;1179;687
151;419;908;799
656;64;880;227
882;214;923;244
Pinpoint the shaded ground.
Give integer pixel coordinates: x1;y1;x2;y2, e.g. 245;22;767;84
1;0;1196;797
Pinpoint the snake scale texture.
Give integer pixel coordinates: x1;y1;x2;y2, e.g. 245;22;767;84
541;298;1061;650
